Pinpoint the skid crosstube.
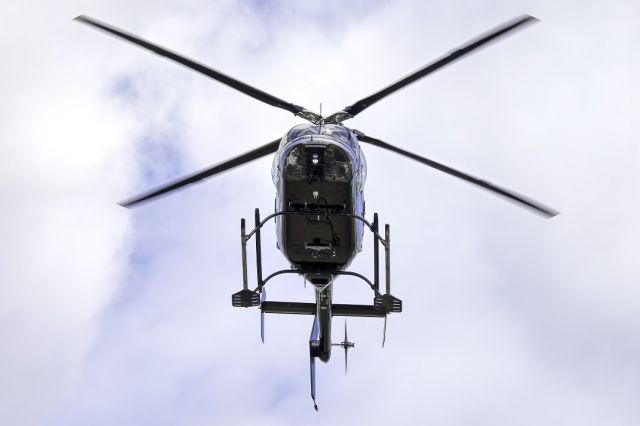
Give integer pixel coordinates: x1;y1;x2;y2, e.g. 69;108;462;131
232;208;402;314
262;301;386;317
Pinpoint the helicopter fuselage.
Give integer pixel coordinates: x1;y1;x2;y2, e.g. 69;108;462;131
272;124;367;283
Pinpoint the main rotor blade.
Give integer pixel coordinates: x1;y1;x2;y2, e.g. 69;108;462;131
341;15;537;119
74;16;316;119
120;139;280;207
357;133;558;217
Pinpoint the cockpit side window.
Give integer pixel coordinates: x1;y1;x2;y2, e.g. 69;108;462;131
324;145;352;182
284;145;307;181
357;148;367;191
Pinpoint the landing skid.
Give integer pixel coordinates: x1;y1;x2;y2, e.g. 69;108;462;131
232;208;402;410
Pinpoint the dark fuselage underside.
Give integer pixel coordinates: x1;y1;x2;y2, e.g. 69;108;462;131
280;144;357;271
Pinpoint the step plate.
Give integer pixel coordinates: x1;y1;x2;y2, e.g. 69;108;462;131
232;289;261;307
374;294;402;313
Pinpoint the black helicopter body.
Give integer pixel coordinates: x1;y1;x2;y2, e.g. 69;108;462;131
76;14;558;410
273;123;367;272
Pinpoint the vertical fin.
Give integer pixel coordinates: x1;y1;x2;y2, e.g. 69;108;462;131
311;355;318;411
309;315;319;411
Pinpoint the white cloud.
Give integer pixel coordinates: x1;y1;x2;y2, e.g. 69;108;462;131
1;1;639;425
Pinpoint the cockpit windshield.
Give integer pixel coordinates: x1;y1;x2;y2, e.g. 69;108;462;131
285;124;359;152
286;124;317;142
274;123;363;188
284;144;352;182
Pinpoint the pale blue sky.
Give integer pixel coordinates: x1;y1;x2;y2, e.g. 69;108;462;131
1;1;639;425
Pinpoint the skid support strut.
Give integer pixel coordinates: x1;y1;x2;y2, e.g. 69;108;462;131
232;217;260;307
255;208;263;290
374;223;402;313
373;213;380;292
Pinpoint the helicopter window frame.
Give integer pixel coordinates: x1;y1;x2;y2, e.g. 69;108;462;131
357;148;367;192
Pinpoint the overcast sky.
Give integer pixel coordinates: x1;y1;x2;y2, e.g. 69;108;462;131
2;1;639;425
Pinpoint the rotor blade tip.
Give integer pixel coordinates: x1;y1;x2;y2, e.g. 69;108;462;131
537;204;560;218
545;210;560;219
517;15;540;26
117;199;135;209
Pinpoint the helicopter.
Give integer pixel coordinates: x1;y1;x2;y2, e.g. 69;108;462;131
75;14;558;410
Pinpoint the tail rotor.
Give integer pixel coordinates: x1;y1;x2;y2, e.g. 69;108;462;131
333;319;355;375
